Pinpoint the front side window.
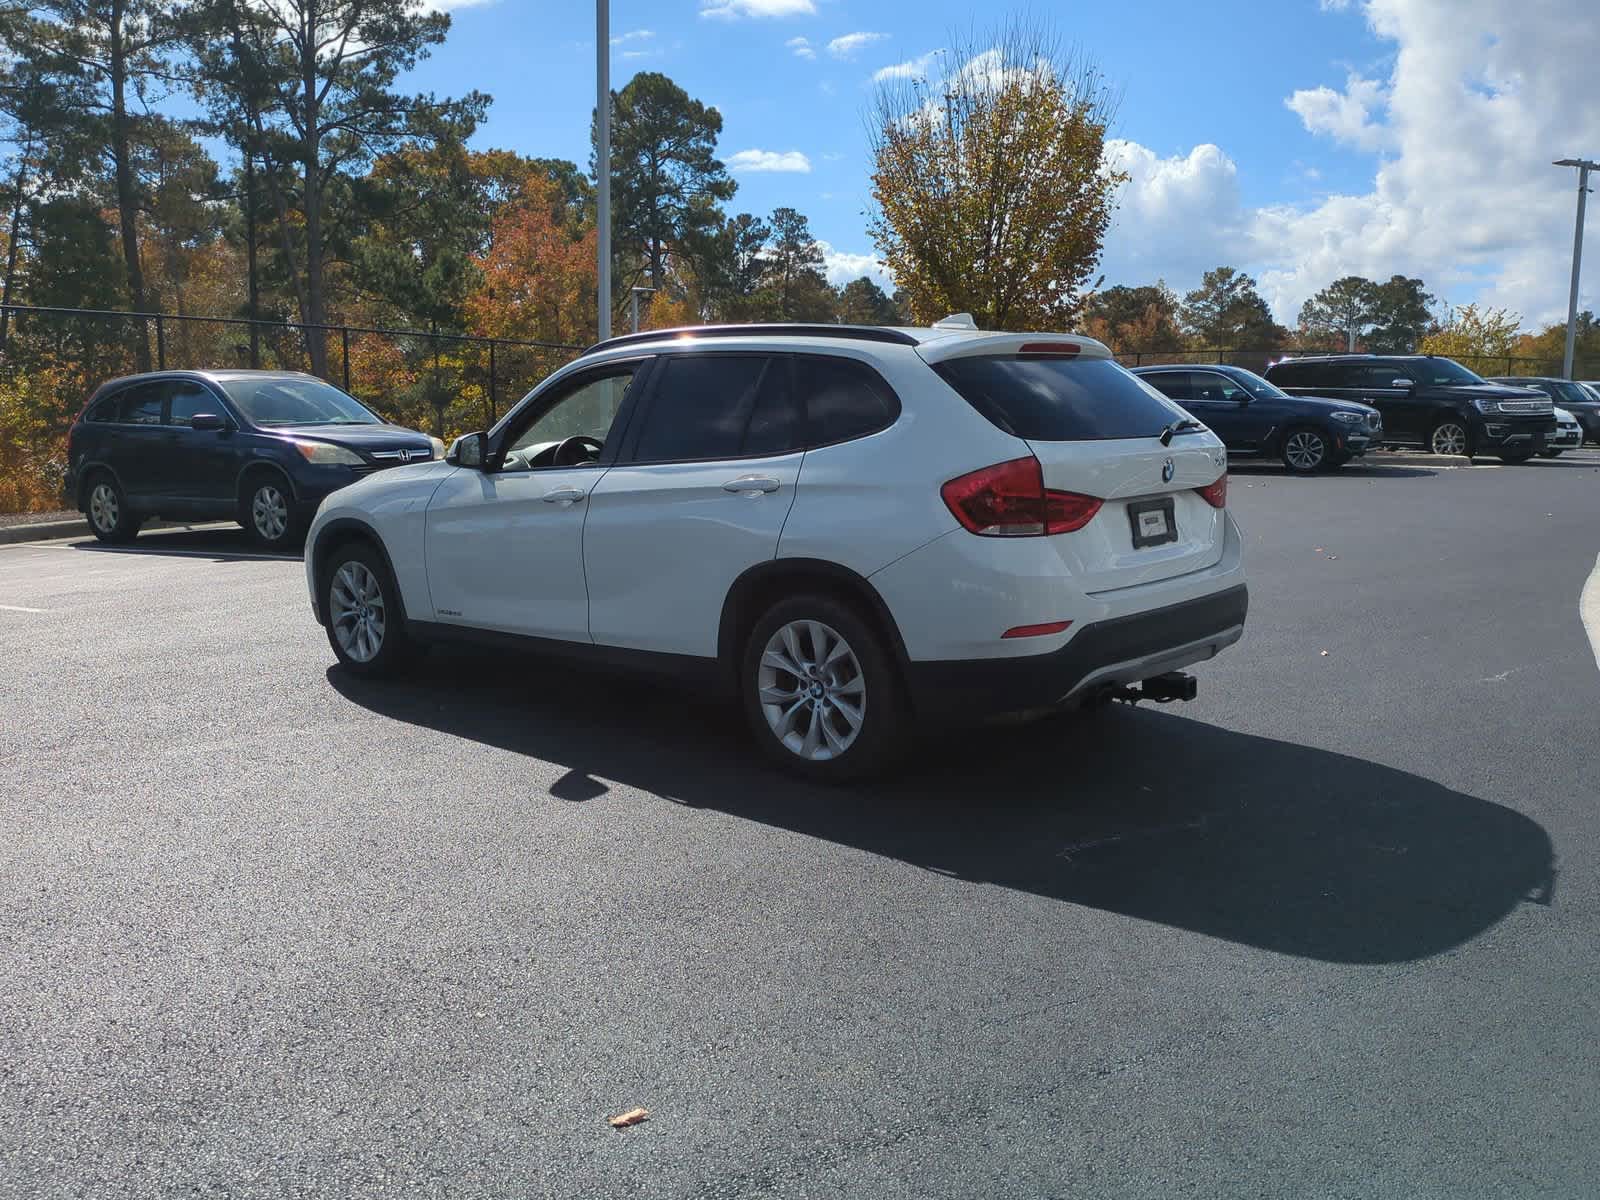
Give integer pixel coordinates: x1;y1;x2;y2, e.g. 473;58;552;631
503;365;640;469
1407;358;1483;386
1192;372;1249;403
166;382;219;426
221;377;381;427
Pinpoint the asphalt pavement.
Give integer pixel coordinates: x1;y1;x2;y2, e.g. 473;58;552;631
2;451;1598;1198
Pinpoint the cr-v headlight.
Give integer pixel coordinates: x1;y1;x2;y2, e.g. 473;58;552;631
1330;411;1364;423
293;440;365;466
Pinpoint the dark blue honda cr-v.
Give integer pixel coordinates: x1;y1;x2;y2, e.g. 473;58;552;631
1133;363;1382;474
66;370;440;548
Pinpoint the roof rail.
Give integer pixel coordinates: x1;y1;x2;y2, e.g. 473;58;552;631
583;323;920;354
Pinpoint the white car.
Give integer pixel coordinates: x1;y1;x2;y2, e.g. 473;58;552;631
1540;407;1583;457
305;321;1247;779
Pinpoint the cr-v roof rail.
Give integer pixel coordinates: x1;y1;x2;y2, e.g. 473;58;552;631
584;323;921;354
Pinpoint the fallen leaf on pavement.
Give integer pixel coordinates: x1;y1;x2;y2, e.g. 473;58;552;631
1320;650;1330;657
609;1108;650;1128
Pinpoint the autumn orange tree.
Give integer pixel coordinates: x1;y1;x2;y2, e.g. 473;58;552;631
868;21;1124;330
465;176;597;349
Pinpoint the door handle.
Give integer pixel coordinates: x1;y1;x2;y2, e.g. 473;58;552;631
721;476;780;494
542;486;587;504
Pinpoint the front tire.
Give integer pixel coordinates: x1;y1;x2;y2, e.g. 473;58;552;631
1280;427;1330;474
1498;448;1535;464
740;594;905;782
241;474;301;549
1429;419;1473;458
323;542;408;677
1539;448;1563;459
85;474;140;543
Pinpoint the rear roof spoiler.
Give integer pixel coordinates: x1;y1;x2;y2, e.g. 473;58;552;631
914;332;1113;365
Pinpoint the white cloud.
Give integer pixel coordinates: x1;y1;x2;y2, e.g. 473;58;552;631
873;51;939;82
786;36;816;59
1286;73;1391;151
817;241;894;291
727;148;813;173
1097;0;1600;330
827;32;888;60
610;28;654;45
700;0;815;18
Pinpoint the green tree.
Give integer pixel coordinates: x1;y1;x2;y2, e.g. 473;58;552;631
200;0;489;374
1297;275;1375;351
699;210;768;320
836;275;903;325
1181;266;1285;348
602;71;735;296
1365;275;1435;354
756;206;831;322
868;20;1123;329
1081;283;1182;352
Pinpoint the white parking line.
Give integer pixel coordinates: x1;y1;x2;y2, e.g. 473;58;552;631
0;603;47;613
1582;552;1600;674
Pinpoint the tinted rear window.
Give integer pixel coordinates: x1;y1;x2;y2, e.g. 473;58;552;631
632;354;795;462
794;355;898;446
935;356;1182;441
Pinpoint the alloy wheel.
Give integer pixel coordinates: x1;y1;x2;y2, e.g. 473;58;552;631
89;482;119;533
252;484;289;541
329;560;386;663
1431;423;1469;456
758;619;866;761
1284;431;1326;472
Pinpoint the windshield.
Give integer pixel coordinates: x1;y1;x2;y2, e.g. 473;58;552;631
1227;368;1292;401
221;377;382;427
1410;358;1485;386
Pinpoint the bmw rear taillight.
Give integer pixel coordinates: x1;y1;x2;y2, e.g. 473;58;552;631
941;457;1102;536
1196;475;1227;508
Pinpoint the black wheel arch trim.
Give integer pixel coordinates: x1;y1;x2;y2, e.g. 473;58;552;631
73;460;126;509
236;458;300;504
717;557;914;695
309;518;407;628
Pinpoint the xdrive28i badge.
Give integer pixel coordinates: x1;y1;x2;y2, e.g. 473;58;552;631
1161;457;1176;483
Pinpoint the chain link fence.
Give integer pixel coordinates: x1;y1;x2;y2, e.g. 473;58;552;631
0;303;585;512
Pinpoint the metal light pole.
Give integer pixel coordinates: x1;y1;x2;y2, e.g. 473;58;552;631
597;0;612;342
628;286;655;334
1554;157;1598;380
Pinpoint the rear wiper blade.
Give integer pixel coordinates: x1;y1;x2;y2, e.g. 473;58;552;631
1159;418;1205;446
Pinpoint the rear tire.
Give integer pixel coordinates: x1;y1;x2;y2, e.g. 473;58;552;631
84;473;140;543
322;541;409;677
740;593;906;782
1280;427;1330;474
241;472;301;549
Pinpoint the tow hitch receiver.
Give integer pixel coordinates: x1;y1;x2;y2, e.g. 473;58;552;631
1104;671;1198;705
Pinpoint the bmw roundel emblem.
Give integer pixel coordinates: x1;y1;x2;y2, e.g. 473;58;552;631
1162;457;1175;483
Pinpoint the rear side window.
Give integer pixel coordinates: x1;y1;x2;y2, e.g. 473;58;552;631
794;355;898;447
1140;371;1192;401
935;355;1181;441
83;393;118;423
117;383;164;425
632;355;798;462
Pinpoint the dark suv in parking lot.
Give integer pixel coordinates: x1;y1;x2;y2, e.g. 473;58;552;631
66;370;439;547
1132;362;1382;474
1264;354;1555;462
1482;376;1600;445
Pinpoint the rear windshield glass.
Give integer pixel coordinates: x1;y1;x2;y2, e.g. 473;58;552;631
221;377;381;427
934;356;1183;441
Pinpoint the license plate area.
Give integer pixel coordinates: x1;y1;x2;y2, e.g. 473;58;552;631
1127;497;1178;549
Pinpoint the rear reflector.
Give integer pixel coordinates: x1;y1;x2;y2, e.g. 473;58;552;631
1002;620;1073;639
941;457;1103;537
1196;475;1227;508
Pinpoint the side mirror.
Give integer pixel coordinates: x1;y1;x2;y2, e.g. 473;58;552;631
449;431;488;469
1390;378;1414;389
190;413;226;432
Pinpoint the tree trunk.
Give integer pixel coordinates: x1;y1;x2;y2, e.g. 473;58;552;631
0;146;28;355
300;17;327;377
108;0;152;370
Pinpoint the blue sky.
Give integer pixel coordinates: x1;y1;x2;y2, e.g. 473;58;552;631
411;0;1597;326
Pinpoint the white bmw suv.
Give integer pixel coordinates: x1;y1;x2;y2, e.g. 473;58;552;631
306;321;1247;779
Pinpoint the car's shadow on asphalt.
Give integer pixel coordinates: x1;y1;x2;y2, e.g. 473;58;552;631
1228;462;1440;479
328;655;1554;967
65;526;303;562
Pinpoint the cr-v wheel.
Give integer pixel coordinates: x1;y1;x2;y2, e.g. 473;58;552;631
85;474;140;543
1281;427;1329;474
323;542;408;676
242;474;300;548
741;593;905;781
1429;420;1472;457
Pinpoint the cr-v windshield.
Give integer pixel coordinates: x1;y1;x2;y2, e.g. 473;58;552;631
222;377;382;427
934;355;1184;440
1409;358;1485;386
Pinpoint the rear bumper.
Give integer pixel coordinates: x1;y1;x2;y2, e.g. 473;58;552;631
906;584;1248;719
